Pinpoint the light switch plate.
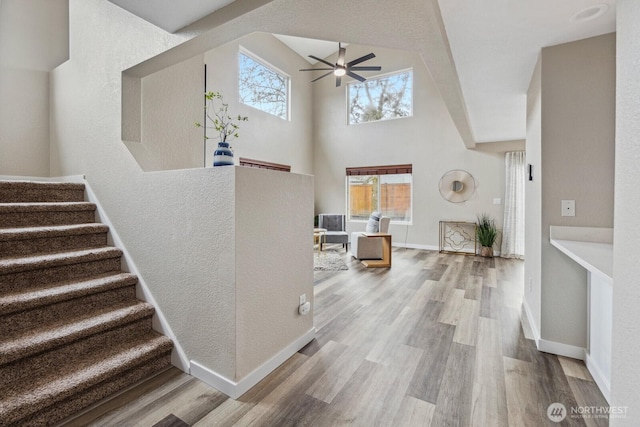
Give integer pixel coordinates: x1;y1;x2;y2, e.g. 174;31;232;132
561;200;575;217
493;198;501;205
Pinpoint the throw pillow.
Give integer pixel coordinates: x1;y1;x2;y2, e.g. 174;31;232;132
365;212;380;233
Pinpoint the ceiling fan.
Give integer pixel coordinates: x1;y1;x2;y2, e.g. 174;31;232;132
299;43;382;87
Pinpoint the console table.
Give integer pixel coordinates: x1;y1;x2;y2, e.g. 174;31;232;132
439;220;477;255
360;232;392;268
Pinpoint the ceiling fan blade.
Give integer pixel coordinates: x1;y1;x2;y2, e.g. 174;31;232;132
347;53;376;67
311;71;334;82
347;71;366;82
337;45;346;66
299;67;334;71
309;55;335;68
349;66;382;71
336;76;342;87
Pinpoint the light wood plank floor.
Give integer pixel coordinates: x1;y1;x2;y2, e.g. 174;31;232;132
66;248;608;427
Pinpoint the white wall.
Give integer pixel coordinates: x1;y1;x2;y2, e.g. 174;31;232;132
49;0;315;388
140;54;204;171
312;44;506;249
0;67;50;176
0;0;69;177
204;32;314;174
537;34;616;349
612;0;640;423
132;31;314;173
524;56;542;337
235;167;313;379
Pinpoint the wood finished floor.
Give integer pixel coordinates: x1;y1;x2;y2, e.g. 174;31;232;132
66;248;608;427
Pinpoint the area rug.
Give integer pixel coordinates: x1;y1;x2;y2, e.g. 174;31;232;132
314;251;349;271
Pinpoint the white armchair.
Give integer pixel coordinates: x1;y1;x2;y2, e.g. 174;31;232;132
350;214;391;260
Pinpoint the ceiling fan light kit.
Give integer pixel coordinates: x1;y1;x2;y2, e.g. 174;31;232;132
299;42;381;87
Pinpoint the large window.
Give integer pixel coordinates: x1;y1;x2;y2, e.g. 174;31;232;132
348;69;413;125
238;50;289;120
347;165;412;223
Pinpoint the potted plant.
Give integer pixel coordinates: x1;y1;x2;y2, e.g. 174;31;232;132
195;91;248;166
476;213;498;257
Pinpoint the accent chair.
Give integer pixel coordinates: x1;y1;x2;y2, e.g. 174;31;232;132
350;212;391;260
317;214;349;251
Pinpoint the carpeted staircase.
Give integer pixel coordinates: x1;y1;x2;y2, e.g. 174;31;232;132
0;181;173;426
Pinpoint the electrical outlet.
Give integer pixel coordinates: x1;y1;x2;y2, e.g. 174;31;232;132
561;200;575;217
528;277;533;292
493;198;501;205
299;294;306;305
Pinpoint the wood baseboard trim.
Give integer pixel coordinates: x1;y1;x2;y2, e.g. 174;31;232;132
190;327;316;399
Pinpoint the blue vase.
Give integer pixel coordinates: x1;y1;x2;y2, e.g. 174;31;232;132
213;142;234;166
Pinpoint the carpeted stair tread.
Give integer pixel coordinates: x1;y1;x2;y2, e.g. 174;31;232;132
0;333;172;426
0;202;97;228
0;181;85;203
0;246;122;275
0;272;137;316
0;180;174;424
0;201;96;213
0;223;109;242
0;300;155;366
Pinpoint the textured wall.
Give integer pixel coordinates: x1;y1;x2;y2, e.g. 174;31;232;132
204;32;314;174
50;0;238;378
539;34;615;347
524;56;542;336
235;167;313;379
0;68;50;176
312;44;506;248
140;54;204;171
612;0;640;422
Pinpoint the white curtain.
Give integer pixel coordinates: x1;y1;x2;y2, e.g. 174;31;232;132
501;151;525;259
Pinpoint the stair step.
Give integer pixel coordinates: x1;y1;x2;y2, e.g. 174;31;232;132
0;181;175;425
0;202;96;228
0;246;122;276
0;333;172;426
0;272;137;316
0;301;155;366
0;181;85;203
0;223;109;257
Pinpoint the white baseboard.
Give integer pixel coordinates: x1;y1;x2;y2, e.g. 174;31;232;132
585;353;611;403
81;179;190;372
538;339;585;360
522;299;540;345
191;327;316;399
392;242;439;251
392;242;502;257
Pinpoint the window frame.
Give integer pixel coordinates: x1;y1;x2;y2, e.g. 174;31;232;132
346;68;414;125
238;46;291;121
346;164;413;225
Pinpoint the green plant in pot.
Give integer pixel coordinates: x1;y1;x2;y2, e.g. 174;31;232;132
195;91;248;166
476;213;498;257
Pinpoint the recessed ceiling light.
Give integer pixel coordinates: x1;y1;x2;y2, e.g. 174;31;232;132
570;4;609;23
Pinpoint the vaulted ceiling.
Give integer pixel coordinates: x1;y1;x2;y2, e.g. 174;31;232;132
2;0;617;148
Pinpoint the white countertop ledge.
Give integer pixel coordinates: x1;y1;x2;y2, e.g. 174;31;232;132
549;226;613;283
